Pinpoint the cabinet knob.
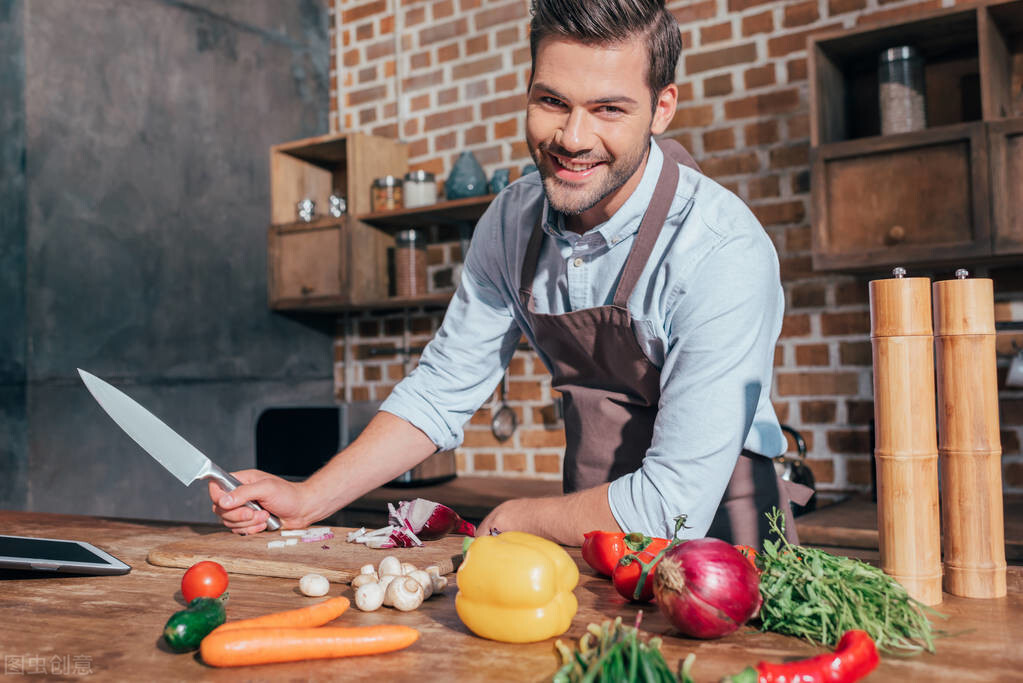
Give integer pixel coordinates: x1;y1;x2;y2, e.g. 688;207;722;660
300;285;314;295
886;225;906;245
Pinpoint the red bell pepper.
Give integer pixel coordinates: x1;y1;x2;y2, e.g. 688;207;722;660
581;530;667;577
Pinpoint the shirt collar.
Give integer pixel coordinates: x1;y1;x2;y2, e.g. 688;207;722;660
541;140;665;247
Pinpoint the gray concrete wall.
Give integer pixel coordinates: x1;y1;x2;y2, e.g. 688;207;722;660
1;0;28;511
2;0;336;522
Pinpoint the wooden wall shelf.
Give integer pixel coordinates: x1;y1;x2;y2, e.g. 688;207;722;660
266;133;494;312
809;0;1023;272
358;194;495;230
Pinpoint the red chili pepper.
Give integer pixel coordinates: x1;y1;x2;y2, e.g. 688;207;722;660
581;530;667;577
726;630;880;683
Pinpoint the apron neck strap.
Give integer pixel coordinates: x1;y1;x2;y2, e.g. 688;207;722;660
611;146;679;307
519;139;688;303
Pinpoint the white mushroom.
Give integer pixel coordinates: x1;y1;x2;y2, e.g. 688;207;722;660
354;582;385;611
351;573;378;589
385;576;425;611
377;575;397;605
377;556;402;577
299;573;330;597
407;569;433;599
359;563;377;575
400;561;418;575
421;565;447;594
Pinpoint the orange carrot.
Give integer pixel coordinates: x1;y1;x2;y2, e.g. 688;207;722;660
200;625;419;667
212;596;349;633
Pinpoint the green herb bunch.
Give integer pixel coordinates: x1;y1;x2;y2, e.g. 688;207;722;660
552;614;695;683
756;508;942;655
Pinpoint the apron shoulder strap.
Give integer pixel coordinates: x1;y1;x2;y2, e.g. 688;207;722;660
518;210;545;301
612;149;680;308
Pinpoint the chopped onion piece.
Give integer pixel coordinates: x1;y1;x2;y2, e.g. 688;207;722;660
387;499;476;541
267;540;286;548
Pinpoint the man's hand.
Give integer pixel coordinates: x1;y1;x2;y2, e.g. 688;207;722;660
475;484;622;546
477;498;526;537
208;469;314;535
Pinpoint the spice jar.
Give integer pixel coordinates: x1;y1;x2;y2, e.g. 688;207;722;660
403;170;438;209
328;191;346;218
371;176;403;212
878;46;926;135
394;229;427;298
296;198;315;222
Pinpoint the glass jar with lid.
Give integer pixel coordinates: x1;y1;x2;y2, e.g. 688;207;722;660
403;170;438;209
878;45;926;135
371;175;403;212
394;229;427;298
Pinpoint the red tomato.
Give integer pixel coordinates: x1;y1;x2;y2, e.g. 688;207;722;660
181;561;229;602
612;549;661;602
734;545;760;572
581;531;627;577
581;531;671;577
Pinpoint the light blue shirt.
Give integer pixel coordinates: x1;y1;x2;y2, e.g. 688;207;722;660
380;141;786;539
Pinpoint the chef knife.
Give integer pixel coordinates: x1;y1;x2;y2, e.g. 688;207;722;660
78;369;282;531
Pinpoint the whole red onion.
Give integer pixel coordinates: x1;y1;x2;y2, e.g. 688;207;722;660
652;538;762;639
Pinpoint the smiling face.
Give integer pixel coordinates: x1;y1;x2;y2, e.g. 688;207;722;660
526;36;677;233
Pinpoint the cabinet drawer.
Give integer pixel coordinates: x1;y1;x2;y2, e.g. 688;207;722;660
268;218;392;309
991;119;1023;254
811;123;990;270
274;224;342;300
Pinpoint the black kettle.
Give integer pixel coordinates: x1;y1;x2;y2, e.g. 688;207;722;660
776;425;817;517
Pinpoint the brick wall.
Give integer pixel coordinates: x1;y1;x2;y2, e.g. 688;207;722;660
327;0;1023;496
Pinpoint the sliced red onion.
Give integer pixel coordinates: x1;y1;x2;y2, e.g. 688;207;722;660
346;524;423;548
387;498;476;541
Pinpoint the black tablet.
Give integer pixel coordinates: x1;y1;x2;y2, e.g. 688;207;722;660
0;534;131;576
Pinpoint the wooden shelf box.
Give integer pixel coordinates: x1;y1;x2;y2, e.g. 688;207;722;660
266;133;407;309
809;0;1023;272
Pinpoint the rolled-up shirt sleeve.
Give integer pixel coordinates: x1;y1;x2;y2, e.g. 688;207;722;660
607;222;784;539
379;201;522;451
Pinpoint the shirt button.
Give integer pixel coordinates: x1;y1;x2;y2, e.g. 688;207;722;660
573;258;583;267
611;237;619;244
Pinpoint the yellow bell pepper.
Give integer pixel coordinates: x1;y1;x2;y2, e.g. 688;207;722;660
455;531;579;643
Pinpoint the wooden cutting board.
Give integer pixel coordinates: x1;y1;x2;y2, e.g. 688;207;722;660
147;526;466;583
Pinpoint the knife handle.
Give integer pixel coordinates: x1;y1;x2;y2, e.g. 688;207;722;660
206;463;283;532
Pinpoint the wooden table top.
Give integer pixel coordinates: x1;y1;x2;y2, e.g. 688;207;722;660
1;509;1021;681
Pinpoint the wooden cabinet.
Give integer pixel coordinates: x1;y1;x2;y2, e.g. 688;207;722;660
990;118;1023;254
267;132;406;310
266;131;496;312
809;0;1023;272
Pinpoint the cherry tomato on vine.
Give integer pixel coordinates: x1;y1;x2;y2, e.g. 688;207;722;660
734;545;760;572
181;560;229;602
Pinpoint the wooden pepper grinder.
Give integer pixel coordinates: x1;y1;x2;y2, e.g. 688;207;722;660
869;267;943;605
933;269;1006;598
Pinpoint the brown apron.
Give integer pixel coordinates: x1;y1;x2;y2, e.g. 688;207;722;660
519;138;808;548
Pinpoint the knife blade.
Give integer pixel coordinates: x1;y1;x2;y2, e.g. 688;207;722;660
78;369;281;531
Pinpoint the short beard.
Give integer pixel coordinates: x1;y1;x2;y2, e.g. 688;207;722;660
532;133;651;217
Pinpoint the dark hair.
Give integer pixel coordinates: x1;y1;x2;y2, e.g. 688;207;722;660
528;0;681;105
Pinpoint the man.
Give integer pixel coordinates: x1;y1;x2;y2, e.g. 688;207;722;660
211;0;806;547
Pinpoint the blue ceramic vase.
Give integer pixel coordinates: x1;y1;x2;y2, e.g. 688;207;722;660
445;151;488;200
488;168;510;194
